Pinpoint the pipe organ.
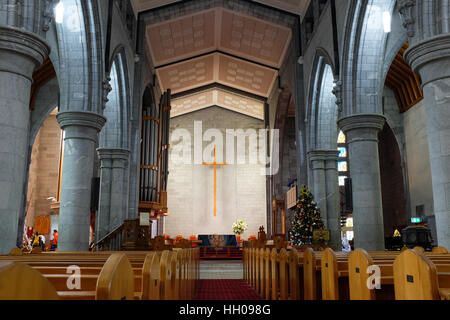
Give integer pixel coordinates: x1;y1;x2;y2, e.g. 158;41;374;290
139;89;171;219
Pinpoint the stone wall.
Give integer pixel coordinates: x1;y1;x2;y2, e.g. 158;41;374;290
165;106;267;239
25;111;62;239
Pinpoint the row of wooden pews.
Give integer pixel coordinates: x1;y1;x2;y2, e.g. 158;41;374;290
0;248;200;300
243;245;450;300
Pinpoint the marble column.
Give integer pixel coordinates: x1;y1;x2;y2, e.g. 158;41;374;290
308;150;341;247
56;111;106;251
0;27;49;254
338;114;386;251
405;35;450;248
96;148;130;242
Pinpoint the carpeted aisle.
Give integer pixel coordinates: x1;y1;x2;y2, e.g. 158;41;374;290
195;279;263;300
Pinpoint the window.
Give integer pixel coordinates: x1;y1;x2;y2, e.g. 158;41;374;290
337;130;349;186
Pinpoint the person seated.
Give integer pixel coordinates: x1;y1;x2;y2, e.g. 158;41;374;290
342;234;352;252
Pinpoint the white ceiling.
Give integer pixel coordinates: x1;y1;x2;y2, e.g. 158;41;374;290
131;0;311;19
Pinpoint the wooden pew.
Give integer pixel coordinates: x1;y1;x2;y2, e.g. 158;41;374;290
1;248;199;301
96;253;135;300
263;248;271;300
393;249;450;300
0;261;59;300
141;252;161;300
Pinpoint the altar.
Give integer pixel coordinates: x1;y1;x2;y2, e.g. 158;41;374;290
198;235;238;247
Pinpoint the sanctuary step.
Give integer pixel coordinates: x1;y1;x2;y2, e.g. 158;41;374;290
200;260;243;279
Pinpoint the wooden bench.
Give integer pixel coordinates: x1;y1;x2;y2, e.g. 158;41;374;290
244;245;450;301
0;248;200;300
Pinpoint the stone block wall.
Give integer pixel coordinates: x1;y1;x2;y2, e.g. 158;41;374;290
165;106;267;239
25;111;62;240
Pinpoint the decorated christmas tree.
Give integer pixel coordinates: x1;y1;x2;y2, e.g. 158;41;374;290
289;185;325;245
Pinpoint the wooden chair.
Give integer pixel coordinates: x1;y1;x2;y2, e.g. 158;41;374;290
393;249;441;300
348;249;375;300
95;253;135;300
321;248;339;300
0;261;59;300
141;252;161;300
303;247;317;300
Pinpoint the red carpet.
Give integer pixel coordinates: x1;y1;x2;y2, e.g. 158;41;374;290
195;280;262;300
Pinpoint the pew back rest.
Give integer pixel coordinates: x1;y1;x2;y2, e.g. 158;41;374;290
303;247;316;300
432;246;449;254
141;252;161;300
348;249;375;300
0;261;59;300
95;253;135;300
321;248;339;300
393;249;440;300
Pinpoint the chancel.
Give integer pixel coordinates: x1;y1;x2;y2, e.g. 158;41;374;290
0;0;450;303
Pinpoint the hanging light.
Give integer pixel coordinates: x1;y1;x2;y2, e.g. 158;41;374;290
383;11;391;33
54;1;64;24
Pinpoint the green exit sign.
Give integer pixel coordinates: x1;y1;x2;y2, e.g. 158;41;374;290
411;217;422;223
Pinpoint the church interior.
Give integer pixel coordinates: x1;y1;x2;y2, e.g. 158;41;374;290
0;0;450;302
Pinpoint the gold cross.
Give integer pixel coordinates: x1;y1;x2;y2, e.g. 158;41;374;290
202;146;227;217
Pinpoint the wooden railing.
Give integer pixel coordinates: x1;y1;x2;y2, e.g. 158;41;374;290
95;224;125;251
95;219;152;251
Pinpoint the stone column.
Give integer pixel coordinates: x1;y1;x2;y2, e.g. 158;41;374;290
405;40;450;248
338;114;386;251
56;111;106;251
324;150;341;249
96;148;130;242
399;0;450;248
308;151;328;225
308;150;341;247
0;27;49;254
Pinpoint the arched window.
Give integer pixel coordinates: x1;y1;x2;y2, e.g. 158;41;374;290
337;130;349;186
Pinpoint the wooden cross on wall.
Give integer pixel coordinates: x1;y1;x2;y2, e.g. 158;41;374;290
202;146;227;217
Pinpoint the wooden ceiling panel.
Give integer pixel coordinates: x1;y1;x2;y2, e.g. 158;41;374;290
385;42;423;113
157;53;278;97
171;87;265;120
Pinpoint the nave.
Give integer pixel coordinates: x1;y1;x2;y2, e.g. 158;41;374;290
1;240;449;301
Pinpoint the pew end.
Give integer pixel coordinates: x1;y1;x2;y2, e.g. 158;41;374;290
95;253;135;300
0;261;59;300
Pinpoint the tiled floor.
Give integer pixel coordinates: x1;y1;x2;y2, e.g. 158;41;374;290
200;260;243;279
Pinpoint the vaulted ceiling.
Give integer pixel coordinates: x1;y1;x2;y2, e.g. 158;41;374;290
131;0;311;18
135;2;298;118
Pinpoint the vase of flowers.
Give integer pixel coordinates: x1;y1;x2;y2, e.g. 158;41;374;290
232;220;248;246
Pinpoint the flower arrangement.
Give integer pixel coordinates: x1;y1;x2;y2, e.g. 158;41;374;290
232;219;248;235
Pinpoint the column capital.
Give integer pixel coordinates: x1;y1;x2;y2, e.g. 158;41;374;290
308;150;339;162
405;34;450;85
338;114;386;134
97;148;131;162
0;26;50;80
57;111;107;132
